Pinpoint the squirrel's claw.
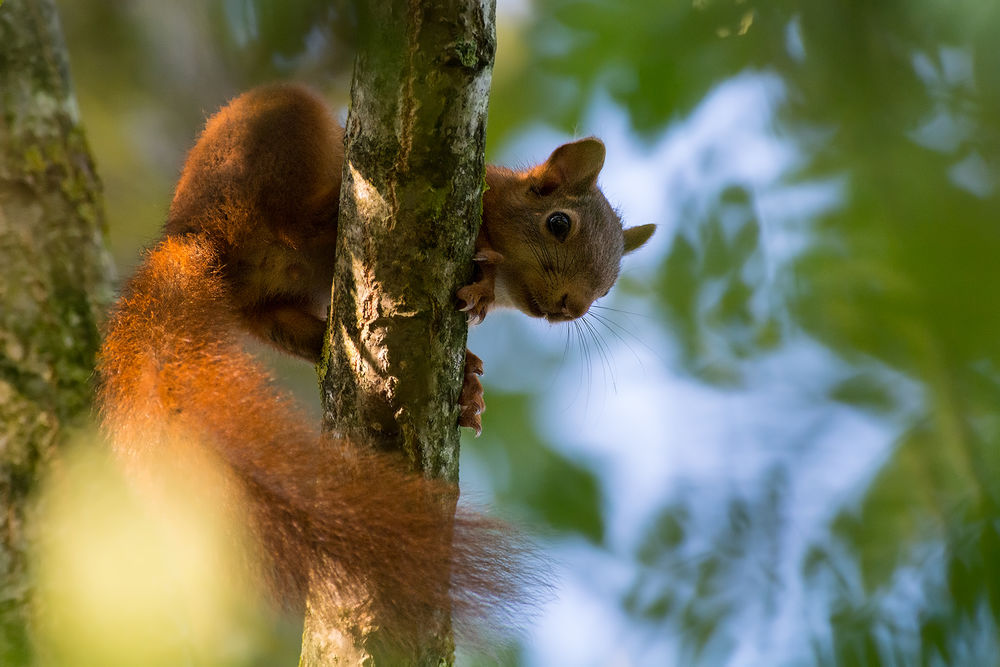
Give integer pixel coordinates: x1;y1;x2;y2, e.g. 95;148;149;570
472;249;504;265
459;349;486;436
456;283;494;324
465;349;484;376
458;248;501;324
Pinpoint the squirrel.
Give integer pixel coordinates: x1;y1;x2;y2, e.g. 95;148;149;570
96;83;654;647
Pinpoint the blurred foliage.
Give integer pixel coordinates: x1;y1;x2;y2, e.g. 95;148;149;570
32;440;300;666
625;467;789;664
206;0;357;82
657;184;783;385
488;0;792;145
491;0;1000;663
45;0;1000;664
463;391;604;542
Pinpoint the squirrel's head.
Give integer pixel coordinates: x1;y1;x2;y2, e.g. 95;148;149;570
489;137;656;322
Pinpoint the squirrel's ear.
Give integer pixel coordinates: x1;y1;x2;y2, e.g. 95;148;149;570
534;137;606;194
623;224;656;254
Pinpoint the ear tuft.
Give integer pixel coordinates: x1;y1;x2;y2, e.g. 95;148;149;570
533;137;606;194
623;224;656;254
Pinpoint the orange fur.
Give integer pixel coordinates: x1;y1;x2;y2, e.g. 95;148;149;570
97;235;535;644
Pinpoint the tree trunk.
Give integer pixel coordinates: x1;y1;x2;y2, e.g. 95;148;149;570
303;0;495;663
0;0;113;661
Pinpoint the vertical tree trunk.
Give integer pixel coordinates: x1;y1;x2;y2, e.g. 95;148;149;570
303;0;495;663
0;0;113;661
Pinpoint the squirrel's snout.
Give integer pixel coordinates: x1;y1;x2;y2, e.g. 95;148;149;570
543;292;590;322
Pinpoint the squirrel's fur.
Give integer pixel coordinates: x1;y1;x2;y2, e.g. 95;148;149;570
97;235;531;642
96;82;653;646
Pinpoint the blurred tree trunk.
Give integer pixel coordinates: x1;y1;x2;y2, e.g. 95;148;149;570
303;0;495;664
0;0;114;661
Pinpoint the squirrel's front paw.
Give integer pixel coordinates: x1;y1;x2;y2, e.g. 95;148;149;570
458;349;486;436
457;283;494;324
457;250;503;324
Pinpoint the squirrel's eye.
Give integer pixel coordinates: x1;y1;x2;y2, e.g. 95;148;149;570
546;212;572;242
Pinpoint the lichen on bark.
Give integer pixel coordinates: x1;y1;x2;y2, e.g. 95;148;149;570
0;0;113;660
321;0;496;480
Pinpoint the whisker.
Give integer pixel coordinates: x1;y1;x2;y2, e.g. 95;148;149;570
559;323;572;377
593;317;617;396
587;310;643;366
587;309;654;364
533;231;555;273
565;320;587;410
590;303;656;320
588;307;666;365
545;323;573;401
529;291;543;315
526;236;547;272
575;318;594;412
581;313;617;393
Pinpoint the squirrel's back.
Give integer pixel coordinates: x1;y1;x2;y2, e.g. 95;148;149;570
166;83;343;247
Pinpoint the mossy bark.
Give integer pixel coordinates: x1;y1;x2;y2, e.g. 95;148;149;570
0;0;114;661
306;0;496;663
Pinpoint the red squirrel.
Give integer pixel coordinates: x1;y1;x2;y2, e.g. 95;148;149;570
96;83;654;645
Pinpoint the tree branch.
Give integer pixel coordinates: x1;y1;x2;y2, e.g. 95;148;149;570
303;0;496;663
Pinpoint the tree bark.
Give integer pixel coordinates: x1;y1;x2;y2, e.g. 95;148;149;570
0;0;113;661
303;0;495;663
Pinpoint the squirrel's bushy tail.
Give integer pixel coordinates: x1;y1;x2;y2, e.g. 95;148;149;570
97;235;539;643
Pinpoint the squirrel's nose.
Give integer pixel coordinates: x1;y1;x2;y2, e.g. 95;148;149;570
559;293;570;315
551;293;588;321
